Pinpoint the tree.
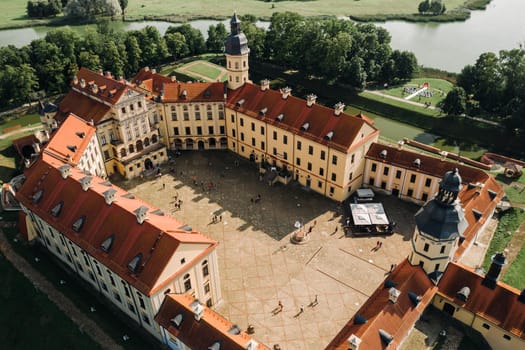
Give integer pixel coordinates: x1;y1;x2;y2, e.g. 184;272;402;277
29;39;67;93
123;34;142;76
27;0;61;18
100;41;125;77
0;64;39;106
265;12;304;66
418;0;430;14
77;51;101;71
64;0;121;19
165;32;189;60
166;24;205;55
442;87;467;115
119;0;127;15
241;21;266;61
392;50;418;80
206;23;227;52
430;0;446;15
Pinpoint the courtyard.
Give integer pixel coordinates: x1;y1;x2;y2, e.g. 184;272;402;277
119;150;420;349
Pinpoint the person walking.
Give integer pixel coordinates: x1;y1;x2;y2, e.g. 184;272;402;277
278;301;283;312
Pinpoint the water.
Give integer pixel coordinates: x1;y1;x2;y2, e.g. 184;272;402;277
376;0;525;72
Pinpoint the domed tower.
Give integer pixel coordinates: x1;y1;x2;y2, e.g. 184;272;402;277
224;12;250;90
409;168;468;278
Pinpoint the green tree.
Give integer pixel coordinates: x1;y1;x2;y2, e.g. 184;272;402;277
29;39;66;93
123;34;142;76
206;23;227;52
77;51;101;71
100;41;125;77
166;24;205;55
0;64;39;106
442;87;467;115
392;50;418;80
119;0;127;15
430;0;446;14
265;12;304;66
241;21;266;61
418;0;430;14
165;32;189;60
64;0;121;19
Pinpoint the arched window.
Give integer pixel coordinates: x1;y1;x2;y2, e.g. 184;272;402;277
144;137;150;147
152;134;158;143
202;260;209;277
136;140;143;152
129;144;134;153
235;62;239;69
120;148;127;158
183;273;191;291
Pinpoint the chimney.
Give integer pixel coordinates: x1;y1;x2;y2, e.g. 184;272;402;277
73;76;79;85
33;142;41;153
92;84;98;94
151;68;157;74
103;189;117;205
134;205;148;224
58;164;71;179
334;102;345;116
306;94;317;107
440;150;449;160
260;79;270;91
190;300;204;321
104;71;112;78
171;75;177;82
482;252;507;289
397;140;404;149
280;86;292;99
79;176;93;191
245;340;259;350
348;334;362;350
24;158;31;168
389;287;401;303
80;78;86;88
144;66;150;72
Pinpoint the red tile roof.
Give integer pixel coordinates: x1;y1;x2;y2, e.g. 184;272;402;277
438;262;525;340
56;90;111;125
366;143;504;260
42;113;96;165
73;68;130;105
226;83;378;153
131;67;174;96
162;81;225;103
11;134;39;159
326;259;437;350
155;293;270;350
16;158;217;296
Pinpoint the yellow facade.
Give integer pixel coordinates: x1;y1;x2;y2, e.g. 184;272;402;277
226;53;249;90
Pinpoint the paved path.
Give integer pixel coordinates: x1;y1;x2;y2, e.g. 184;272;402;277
0;229;123;350
366;89;438;110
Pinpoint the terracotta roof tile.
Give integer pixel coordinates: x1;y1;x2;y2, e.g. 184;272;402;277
56;90;111;125
16;158;217;296
162;81;225;103
226;83;378;153
131;67;173;96
438;262;525;339
72;68;129;105
155;293;270;350
42;114;96;165
326;259;437;350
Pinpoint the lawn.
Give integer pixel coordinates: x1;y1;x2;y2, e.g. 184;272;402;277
0;113;41;134
2;226;161;350
0;256;102;350
503;185;525;205
482;208;525;272
182;61;225;81
378;78;454;107
503;240;525;289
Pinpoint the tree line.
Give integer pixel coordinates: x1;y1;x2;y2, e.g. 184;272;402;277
27;0;128;19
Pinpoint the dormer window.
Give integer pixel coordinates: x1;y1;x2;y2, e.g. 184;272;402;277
100;234;115;253
380;150;387;159
259;107;268;116
208;341;221;350
227;325;241;335
324;131;334;140
413;158;421;168
50;201;64;217
32;189;44;204
76;132;85;138
301;122;310;132
236;99;245;107
488;189;497;200
472;209;482;221
127;253;143;273
275;113;284;122
170;313;183;329
72;215;86;232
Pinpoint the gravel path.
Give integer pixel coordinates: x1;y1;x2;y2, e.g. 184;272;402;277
0;228;124;350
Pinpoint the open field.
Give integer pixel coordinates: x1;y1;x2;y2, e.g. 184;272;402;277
0;253;102;350
378;78;454;107
176;60;227;82
0;0;472;28
360;91;444;117
0;113;40;134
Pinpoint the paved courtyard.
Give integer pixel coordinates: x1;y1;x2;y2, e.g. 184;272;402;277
120;151;420;350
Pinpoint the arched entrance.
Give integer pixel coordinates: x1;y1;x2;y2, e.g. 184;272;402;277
198;140;205;150
208;138;216;148
219;137;227;148
185;139;194;149
144;158;153;170
174;139;183;150
249;151;256;162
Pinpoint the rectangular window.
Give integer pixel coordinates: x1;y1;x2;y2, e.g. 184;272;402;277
283;135;288;144
296;157;301;166
197;126;202;135
195;112;201;120
101;282;108;291
425;178;432;187
407;189;414;197
320;150;326;160
349;172;353;180
272;147;277;156
329;186;334;195
240;132;244;141
231;114;235;123
482;323;490;330
351;154;355;164
381;181;386;189
331;173;336;181
251;138;255;146
503;334;511;340
232;129;236;137
207;111;213;120
434;263;440;271
261;141;265;150
318;181;323;188
171;112;177;121
114;292;121;303
173;127;179;135
128;303;135;313
371;163;377;172
422;193;428;202
208;126;214;134
142;315;150;325
307;162;312;171
185;127;191;135
424;243;429;252
220;126;225;134
251;122;255;131
283;152;288;160
100;134;107;145
260;126;265;135
219;111;224;120
332;155;338;165
319;168;324;176
396;170;402;179
138;296;145;309
410;174;416;183
240;118;244;127
369;177;374;185
440;246;446;254
204;283;211;294
297;141;302;150
383;167;389;176
103;150;110;160
273;131;277;140
308;146;313;155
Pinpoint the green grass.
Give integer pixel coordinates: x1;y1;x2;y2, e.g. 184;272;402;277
0;113;41;134
378;78;453;107
360;91;444;117
502;239;525;289
0;255;102;350
182;61;224;81
482;208;525;271
3;227;161;350
504;185;525;205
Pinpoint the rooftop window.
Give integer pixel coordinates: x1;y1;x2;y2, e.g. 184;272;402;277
275;113;284;122
32;189;44;204
100;234;115;253
170;313;183;329
50;201;64;217
72;215;86;232
301;122;310;132
128;252;143;273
